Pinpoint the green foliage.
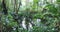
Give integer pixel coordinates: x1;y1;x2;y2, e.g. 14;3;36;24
0;0;60;32
45;4;57;14
7;22;18;27
57;0;60;3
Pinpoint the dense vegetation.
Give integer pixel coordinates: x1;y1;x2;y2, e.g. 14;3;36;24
0;0;60;32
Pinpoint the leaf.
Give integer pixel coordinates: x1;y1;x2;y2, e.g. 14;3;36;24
33;0;39;3
45;4;58;14
57;0;60;3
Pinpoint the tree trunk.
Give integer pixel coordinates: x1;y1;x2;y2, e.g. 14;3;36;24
2;0;8;15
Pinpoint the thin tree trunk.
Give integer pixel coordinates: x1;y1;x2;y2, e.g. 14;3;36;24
14;0;21;32
14;0;18;14
2;0;8;15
